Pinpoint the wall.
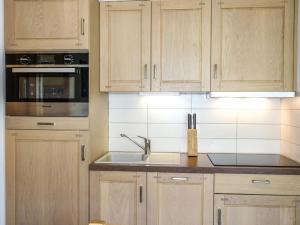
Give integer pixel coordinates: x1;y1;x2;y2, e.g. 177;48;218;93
0;0;4;224
109;94;281;154
281;98;300;161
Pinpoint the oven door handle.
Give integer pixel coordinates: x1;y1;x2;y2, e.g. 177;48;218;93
11;68;76;73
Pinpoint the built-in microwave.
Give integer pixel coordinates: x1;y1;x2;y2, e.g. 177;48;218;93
6;53;89;117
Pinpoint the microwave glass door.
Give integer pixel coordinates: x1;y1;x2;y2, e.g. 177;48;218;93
18;75;76;100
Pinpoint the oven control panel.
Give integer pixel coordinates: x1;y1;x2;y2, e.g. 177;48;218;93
6;53;89;65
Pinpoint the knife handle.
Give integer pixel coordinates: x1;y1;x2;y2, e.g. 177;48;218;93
193;113;197;129
188;114;192;129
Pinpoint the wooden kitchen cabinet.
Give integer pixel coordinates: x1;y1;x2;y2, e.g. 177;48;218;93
5;0;89;50
89;171;147;225
151;0;211;92
100;0;211;92
214;174;300;225
211;0;295;91
214;194;300;225
147;173;213;225
6;130;89;225
99;1;151;92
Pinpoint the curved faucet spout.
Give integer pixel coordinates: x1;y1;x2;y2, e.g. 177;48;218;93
120;133;151;160
120;134;145;150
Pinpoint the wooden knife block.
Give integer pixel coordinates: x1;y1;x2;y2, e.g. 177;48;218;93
187;129;198;157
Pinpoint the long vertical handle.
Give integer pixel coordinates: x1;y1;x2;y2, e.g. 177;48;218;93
214;64;218;79
81;18;85;35
217;209;222;225
81;145;85;161
153;64;157;79
144;64;148;79
139;186;143;203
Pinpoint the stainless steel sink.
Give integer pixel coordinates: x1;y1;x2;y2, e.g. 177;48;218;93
95;152;181;165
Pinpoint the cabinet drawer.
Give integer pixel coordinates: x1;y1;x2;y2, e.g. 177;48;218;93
156;173;208;184
215;174;300;195
6;116;89;130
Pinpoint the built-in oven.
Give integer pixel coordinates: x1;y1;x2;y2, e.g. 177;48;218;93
6;53;89;117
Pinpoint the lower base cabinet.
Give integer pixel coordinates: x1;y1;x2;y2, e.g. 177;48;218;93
6;130;89;225
89;171;213;225
147;173;214;225
215;194;300;225
89;171;146;225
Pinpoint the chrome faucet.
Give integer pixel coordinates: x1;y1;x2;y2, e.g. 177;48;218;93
120;134;151;160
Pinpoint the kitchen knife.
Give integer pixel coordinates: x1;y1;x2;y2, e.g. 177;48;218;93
188;114;192;129
193;113;196;129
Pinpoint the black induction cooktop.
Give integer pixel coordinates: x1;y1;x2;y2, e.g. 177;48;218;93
207;153;300;167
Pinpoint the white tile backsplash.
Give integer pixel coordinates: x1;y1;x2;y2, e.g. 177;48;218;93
198;139;236;153
193;109;237;124
109;109;147;123
109;93;281;153
237;124;281;139
237;110;281;124
148;124;187;138
109;94;147;109
109;123;147;138
237;139;280;154
147;94;191;109
197;124;236;139
148;109;190;124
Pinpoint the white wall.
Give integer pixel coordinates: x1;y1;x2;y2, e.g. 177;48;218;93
109;94;281;154
0;0;4;224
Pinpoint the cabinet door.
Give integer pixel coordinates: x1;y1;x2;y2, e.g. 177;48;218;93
211;0;295;91
147;173;213;225
215;194;300;225
100;1;151;92
6;130;89;225
151;0;211;92
90;171;146;225
5;0;88;50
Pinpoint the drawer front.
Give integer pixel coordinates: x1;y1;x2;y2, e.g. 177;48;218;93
157;173;207;184
6;116;89;130
215;174;300;195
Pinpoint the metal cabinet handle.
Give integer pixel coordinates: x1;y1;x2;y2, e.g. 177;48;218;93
153;64;157;79
218;209;222;225
81;18;85;35
37;122;54;126
252;179;271;184
214;64;218;79
144;64;148;79
171;177;189;182
81;145;85;161
139;186;143;203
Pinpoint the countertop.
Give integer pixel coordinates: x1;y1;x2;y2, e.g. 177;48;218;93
89;153;300;175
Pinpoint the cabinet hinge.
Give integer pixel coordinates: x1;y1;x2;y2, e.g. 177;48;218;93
75;134;82;138
106;4;111;7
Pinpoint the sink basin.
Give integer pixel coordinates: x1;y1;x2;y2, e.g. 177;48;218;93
95;152;180;165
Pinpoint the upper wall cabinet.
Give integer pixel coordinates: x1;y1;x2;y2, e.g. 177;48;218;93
99;1;151;92
151;0;211;92
5;0;89;50
211;0;295;91
100;0;211;92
